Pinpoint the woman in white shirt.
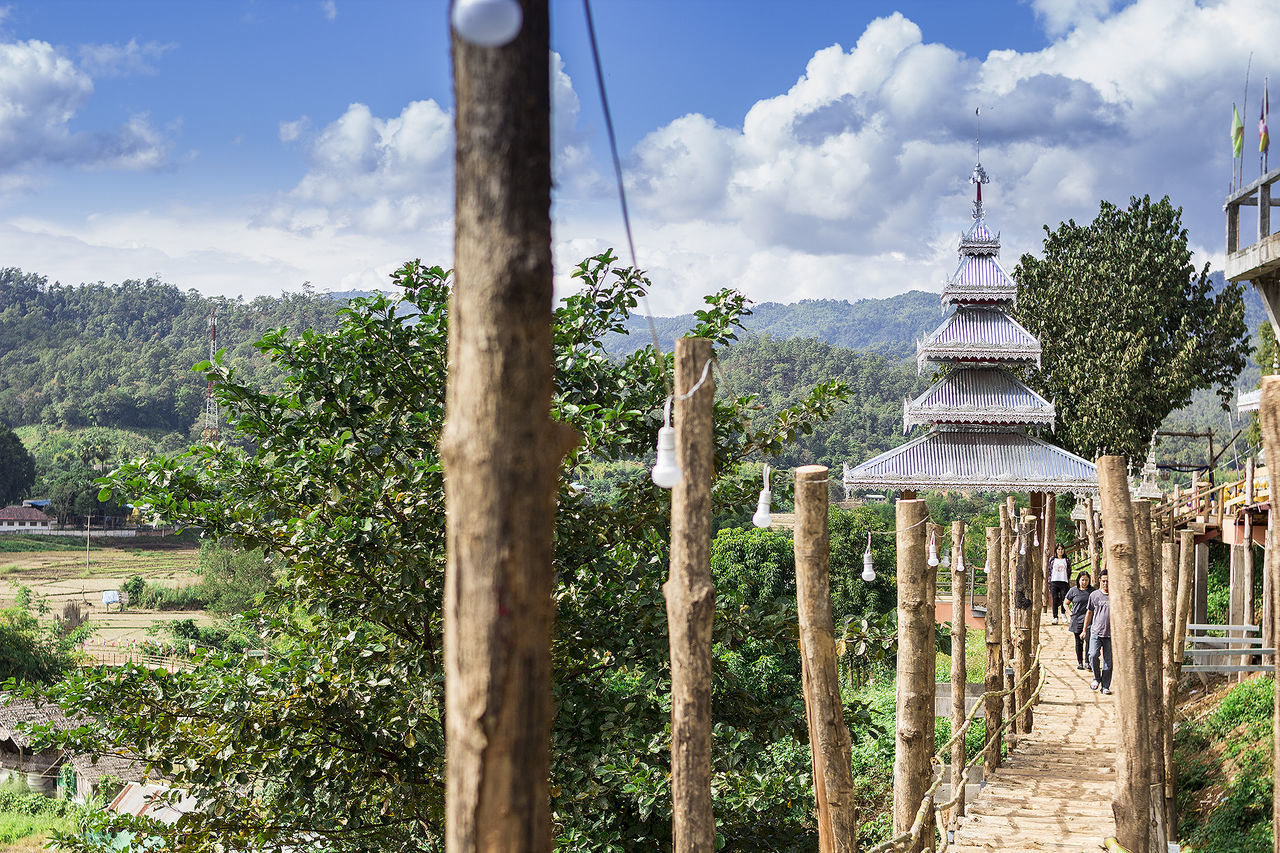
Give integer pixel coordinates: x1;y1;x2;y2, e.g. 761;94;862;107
1050;543;1070;624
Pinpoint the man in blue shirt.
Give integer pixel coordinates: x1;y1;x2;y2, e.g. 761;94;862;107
1082;571;1112;695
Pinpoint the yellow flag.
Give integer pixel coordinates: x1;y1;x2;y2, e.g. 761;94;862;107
1232;104;1244;158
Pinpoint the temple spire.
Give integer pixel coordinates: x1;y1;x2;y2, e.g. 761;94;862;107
970;160;989;220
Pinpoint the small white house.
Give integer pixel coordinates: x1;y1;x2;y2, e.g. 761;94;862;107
0;505;54;531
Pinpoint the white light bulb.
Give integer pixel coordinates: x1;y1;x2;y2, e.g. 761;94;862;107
862;547;876;582
452;0;523;47
752;489;772;528
927;536;939;567
1033;530;1040;547
941;553;951;569
650;426;680;489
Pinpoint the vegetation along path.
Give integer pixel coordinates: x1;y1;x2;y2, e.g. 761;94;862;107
950;622;1118;852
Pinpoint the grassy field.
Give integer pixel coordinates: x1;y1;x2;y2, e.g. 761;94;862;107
0;537;205;641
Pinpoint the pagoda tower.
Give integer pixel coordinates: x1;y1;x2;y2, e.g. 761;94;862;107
843;162;1097;495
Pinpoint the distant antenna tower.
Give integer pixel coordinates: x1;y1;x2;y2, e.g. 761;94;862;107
203;306;219;440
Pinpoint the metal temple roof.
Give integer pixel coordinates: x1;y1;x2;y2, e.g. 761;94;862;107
916;306;1041;371
941;254;1017;306
842;427;1098;493
903;367;1055;431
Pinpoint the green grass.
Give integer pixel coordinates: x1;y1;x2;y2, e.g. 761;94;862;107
0;536;81;553
1175;675;1273;852
935;628;987;682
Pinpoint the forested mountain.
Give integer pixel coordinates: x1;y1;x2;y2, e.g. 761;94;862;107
716;335;926;469
604;290;945;359
0;268;345;434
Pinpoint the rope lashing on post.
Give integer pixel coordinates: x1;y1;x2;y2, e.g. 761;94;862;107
863;643;1049;853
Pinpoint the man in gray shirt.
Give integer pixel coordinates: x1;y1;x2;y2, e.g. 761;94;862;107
1082;572;1112;694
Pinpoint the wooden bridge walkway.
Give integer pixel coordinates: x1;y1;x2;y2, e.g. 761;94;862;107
950;626;1118;852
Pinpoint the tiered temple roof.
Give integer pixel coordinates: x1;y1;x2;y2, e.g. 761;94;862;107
844;161;1097;495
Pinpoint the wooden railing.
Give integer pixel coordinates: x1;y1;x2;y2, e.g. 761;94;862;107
1151;467;1270;534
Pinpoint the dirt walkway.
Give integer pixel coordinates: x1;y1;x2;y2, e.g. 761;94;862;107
950;622;1118;852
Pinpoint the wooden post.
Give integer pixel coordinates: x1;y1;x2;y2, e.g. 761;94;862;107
1244;511;1257;680
1230;542;1247;678
894;499;933;853
1015;512;1034;734
445;5;569;849
1160;539;1179;832
1264;509;1275;656
999;501;1016;746
1086;496;1100;577
1097;458;1153;853
983;525;1004;773
1258;375;1280;853
925;521;942;764
1193;543;1209;627
665;337;717;853
950;520;967;821
1134;501;1169;851
1174;531;1196;681
795;466;858;853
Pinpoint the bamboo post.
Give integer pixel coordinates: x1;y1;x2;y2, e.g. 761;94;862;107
983;525;1004;773
894;499;933;853
1159;538;1179;831
665;337;717;853
949;519;967;821
795;465;857;853
1258;376;1280;853
999;501;1016;746
1133;501;1169;850
1097;458;1153;853
444;6;569;848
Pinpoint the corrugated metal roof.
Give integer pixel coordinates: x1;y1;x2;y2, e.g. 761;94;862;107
941;255;1017;305
917;306;1041;369
959;217;1000;253
842;428;1098;493
1238;387;1261;414
903;367;1055;430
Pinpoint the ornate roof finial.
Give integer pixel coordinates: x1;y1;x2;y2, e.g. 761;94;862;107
970;107;989;220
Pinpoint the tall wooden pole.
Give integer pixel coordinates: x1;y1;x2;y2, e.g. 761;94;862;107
1133;502;1168;849
1015;512;1034;734
949;520;967;820
894;499;933;853
1257;375;1280;853
445;5;569;849
1000;499;1017;742
666;337;717;853
795;465;858;853
1097;457;1153;853
1159;539;1179;831
1085;497;1100;577
983;525;1004;772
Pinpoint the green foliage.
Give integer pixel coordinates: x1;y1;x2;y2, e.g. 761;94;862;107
0;781;80;845
1014;195;1249;461
21;425;161;521
715;335;925;470
25;252;846;853
194;540;274;615
0;268;344;432
1175;676;1273;852
0;605;80;683
0;421;35;504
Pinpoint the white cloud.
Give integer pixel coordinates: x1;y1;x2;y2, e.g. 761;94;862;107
602;0;1280;312
0;39;170;178
278;117;309;143
77;37;174;77
321;0;337;21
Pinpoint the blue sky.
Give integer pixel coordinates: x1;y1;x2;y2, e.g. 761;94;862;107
0;0;1272;312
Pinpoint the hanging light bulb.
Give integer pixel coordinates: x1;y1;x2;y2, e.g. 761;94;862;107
862;531;876;582
451;0;523;47
1033;518;1040;548
752;463;773;528
927;531;939;567
1019;534;1026;556
650;398;680;489
941;550;951;569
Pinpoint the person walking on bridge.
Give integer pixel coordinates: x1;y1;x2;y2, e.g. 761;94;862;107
1083;571;1112;695
1064;570;1094;669
1050;543;1071;623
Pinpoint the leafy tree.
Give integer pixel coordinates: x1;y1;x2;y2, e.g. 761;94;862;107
1014;195;1249;462
25;252;848;853
0;422;35;505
